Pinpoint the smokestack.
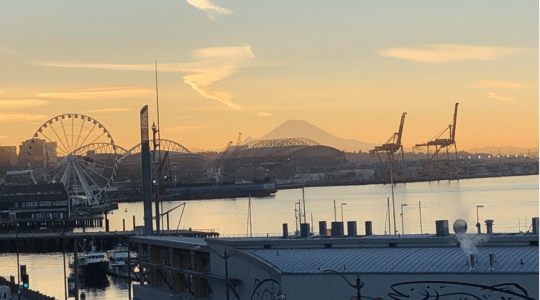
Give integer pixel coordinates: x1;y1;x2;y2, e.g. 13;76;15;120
319;221;327;237
489;253;496;270
532;217;539;234
282;223;288;239
485;219;494;234
347;221;357;236
435;220;449;237
365;221;372;236
140;105;153;236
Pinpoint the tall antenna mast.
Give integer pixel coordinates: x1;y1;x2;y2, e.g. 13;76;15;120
155;60;163;232
155;59;162;147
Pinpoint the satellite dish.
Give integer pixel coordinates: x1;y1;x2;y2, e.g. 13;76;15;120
453;219;468;234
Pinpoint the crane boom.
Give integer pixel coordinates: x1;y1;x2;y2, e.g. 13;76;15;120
451;102;459;141
396;112;407;147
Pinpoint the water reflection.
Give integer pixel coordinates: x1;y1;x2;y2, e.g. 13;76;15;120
99;175;538;235
1;176;536;300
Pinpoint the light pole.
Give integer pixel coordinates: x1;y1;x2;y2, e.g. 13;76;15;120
322;269;364;300
205;247;231;300
341;203;347;222
476;205;484;234
400;204;407;234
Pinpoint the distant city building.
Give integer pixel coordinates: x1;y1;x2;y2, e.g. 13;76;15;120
18;139;57;168
0;146;17;166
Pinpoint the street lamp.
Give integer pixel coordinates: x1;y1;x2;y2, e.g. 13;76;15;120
322;269;364;300
476;205;484;234
400;204;407;234
341;203;347;222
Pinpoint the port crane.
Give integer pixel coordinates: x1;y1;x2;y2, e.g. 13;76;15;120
369;112;407;182
215;141;233;171
414;102;459;179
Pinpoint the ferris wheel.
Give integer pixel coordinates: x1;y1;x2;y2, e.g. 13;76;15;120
27;113;119;205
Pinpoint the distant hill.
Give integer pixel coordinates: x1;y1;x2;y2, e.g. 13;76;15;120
467;146;539;156
246;119;376;152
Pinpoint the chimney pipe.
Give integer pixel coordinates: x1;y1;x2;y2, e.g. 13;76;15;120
365;221;372;236
435;220;449;237
347;221;357;236
319;221;327;237
300;223;310;238
485;219;494;234
331;222;344;237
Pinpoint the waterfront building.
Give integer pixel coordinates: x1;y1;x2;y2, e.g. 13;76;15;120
0;183;69;229
130;219;539;300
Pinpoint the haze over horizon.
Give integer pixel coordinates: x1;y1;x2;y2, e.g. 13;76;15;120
0;1;538;152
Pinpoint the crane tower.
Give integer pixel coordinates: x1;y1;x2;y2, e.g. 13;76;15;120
414;102;459;179
369;112;407;183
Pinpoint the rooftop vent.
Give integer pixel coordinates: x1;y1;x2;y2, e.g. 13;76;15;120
453;219;467;234
365;221;372;236
347;221;357;237
485;219;494;234
331;222;344;237
489;253;496;270
436;220;449;237
319;221;327;237
300;223;310;238
470;254;477;270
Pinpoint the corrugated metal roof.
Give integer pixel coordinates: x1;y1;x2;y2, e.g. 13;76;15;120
130;235;207;249
243;247;538;274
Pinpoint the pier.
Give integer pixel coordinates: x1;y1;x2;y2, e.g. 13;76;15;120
0;230;219;253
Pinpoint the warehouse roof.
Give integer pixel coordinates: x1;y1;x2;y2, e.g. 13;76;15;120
242;246;538;274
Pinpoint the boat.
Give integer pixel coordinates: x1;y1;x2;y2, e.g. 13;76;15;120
71;246;109;287
106;243;139;281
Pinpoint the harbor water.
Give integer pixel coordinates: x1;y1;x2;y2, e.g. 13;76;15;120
0;175;538;300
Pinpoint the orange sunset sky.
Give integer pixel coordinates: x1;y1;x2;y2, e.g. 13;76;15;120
0;1;538;152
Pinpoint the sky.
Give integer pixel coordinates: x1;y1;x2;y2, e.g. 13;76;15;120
0;0;538;152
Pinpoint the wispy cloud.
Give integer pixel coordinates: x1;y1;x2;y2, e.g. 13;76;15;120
0;135;9;139
469;80;528;89
183;45;254;111
163;125;207;132
175;115;197;119
0;113;48;122
377;44;529;63
87;108;132;113
0;99;48;109
257;112;272;117
0;45;17;54
186;0;231;20
488;92;515;101
37;87;154;99
35;45;255;111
